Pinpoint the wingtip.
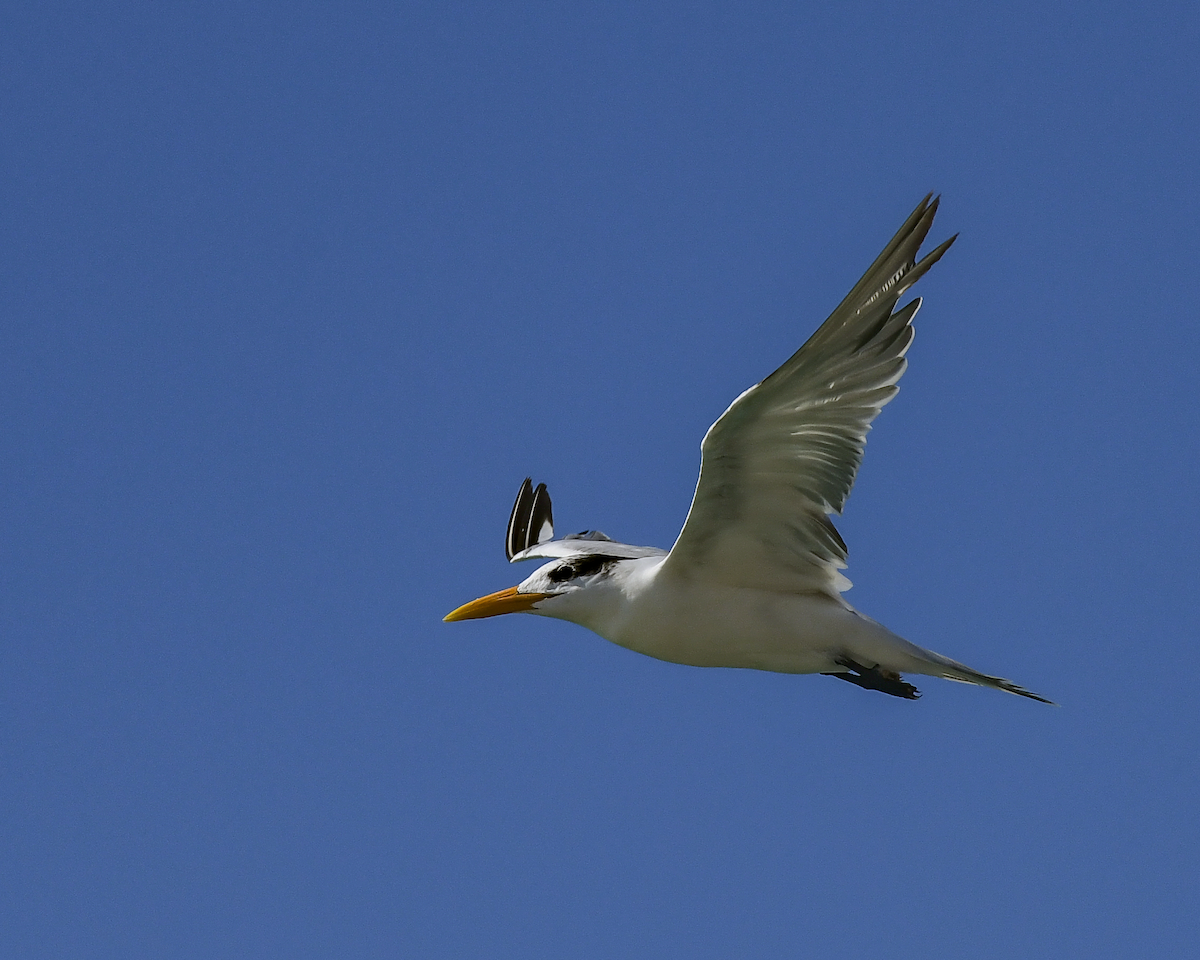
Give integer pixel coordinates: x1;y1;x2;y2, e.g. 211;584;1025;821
505;477;537;561
907;231;958;285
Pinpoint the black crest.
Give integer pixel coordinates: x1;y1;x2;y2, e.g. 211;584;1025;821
506;477;554;560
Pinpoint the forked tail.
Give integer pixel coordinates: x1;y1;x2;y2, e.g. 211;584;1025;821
918;647;1055;704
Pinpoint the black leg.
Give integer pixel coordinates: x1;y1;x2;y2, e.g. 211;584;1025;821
822;656;921;700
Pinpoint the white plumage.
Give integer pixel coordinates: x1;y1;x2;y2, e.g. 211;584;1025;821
446;196;1050;703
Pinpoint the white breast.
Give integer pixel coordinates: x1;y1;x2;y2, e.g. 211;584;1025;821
548;557;899;675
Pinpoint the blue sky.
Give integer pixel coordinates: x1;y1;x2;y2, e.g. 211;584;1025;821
2;1;1198;956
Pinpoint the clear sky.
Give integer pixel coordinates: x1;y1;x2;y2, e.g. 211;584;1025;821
2;2;1197;957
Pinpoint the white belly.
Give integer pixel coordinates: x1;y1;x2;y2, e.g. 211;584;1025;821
529;558;1024;692
598;573;903;675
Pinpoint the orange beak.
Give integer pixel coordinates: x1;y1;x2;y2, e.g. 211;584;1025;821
443;585;551;622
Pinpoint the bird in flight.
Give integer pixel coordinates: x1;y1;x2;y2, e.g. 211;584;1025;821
445;196;1050;703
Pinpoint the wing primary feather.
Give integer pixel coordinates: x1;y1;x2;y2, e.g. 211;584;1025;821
530;482;554;546
662;195;955;597
852;297;920;353
762;197;946;390
832;194;936;320
506;477;535;561
898;233;958;295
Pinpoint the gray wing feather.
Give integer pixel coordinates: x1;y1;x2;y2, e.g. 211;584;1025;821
662;196;956;596
510;540;668;562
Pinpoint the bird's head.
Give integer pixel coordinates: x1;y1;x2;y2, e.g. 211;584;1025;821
443;553;623;623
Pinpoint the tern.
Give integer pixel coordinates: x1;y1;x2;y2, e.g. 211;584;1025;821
445;196;1050;702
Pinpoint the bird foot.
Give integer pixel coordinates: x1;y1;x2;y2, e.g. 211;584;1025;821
823;657;921;700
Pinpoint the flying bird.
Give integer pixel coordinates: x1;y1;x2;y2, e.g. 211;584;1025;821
445;196;1050;703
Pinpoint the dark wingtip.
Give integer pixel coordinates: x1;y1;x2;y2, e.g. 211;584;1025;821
506;477;555;560
905;232;958;290
529;482;554;547
505;477;535;561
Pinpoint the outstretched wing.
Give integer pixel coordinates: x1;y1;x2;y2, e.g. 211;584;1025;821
660;196;956;597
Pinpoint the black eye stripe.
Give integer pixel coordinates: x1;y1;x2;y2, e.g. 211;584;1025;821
547;556;619;583
572;556;610;578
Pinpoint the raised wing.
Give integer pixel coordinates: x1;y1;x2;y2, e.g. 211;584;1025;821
660;195;956;597
506;477;554;560
510;538;668;563
506;478;667;563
